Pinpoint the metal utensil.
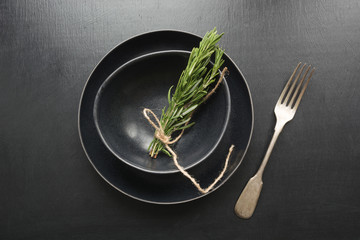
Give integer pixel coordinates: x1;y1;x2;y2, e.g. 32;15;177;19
234;63;315;219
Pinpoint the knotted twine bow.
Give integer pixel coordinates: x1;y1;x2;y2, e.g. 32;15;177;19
143;67;234;194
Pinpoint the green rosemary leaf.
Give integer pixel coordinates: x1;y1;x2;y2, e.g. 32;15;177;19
161;148;172;157
167;86;173;104
172;117;191;128
176;121;196;130
181;104;198;117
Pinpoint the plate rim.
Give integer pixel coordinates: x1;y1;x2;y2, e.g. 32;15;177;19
78;29;254;204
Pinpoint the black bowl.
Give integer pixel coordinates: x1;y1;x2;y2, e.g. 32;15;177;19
93;50;231;174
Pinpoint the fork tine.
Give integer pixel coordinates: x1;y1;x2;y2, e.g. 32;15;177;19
289;65;311;107
277;62;301;105
283;63;306;105
293;68;315;111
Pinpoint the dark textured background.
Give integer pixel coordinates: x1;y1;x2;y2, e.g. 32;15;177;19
1;0;360;239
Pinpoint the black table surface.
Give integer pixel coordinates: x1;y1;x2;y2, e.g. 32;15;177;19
1;0;360;239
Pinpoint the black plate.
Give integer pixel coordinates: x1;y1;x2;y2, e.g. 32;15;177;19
93;50;231;174
78;30;254;204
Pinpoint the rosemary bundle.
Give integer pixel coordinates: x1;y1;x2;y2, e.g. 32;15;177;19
148;28;225;158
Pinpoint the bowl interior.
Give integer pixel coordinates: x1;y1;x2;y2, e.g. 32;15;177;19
93;51;231;173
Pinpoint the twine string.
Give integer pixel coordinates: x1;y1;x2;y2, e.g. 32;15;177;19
143;108;234;194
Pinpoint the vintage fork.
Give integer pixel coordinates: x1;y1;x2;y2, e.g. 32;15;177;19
234;63;315;219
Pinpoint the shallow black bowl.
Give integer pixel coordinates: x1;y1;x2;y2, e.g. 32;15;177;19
93;50;231;174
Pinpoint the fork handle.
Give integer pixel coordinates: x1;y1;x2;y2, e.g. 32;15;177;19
234;174;263;219
256;121;284;178
234;121;285;219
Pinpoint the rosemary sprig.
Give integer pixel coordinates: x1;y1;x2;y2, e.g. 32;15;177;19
148;28;225;158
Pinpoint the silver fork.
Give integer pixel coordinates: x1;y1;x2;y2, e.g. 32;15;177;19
234;63;315;219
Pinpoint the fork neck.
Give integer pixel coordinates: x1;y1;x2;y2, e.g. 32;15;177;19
274;119;287;132
256;120;286;179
